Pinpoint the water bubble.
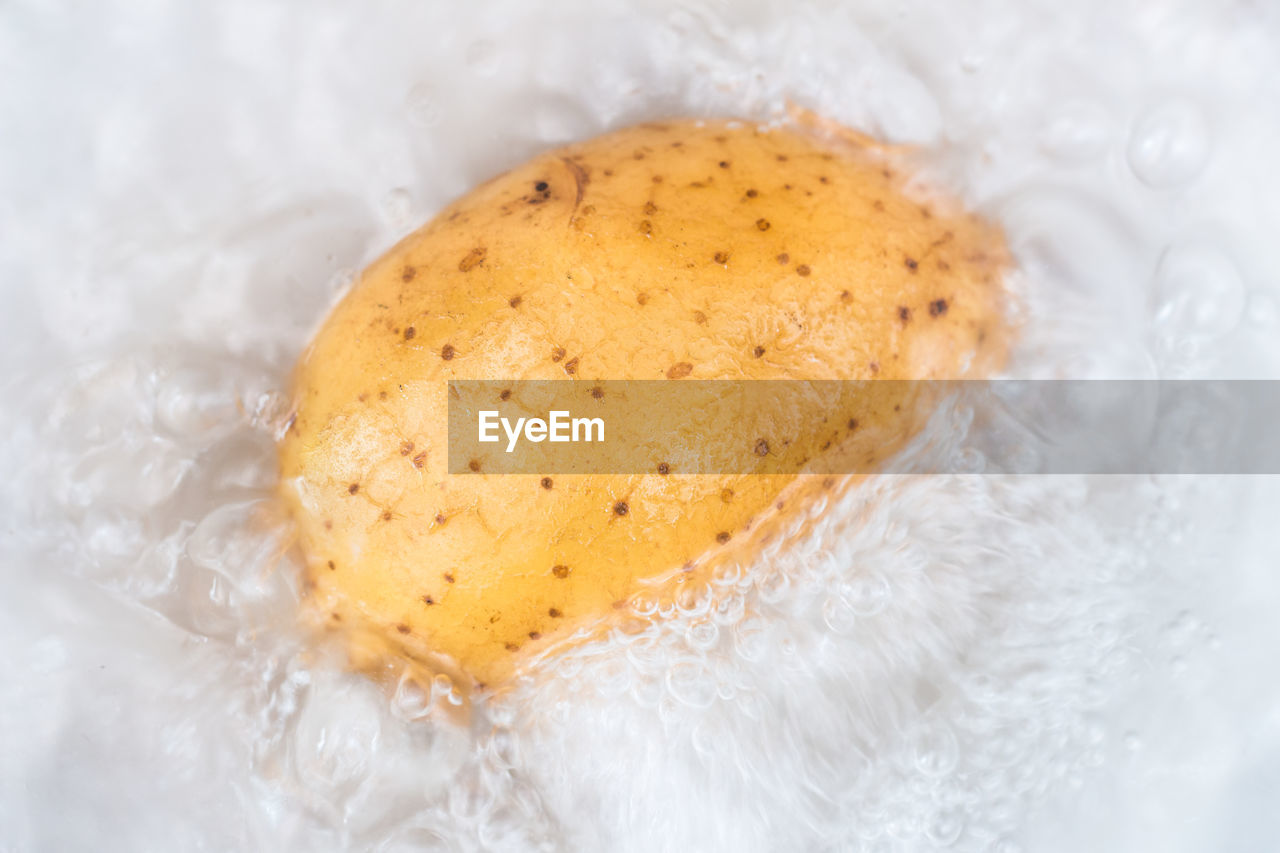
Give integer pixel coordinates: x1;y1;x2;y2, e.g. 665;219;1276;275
846;573;892;617
1040;101;1110;162
465;39;500;76
405;83;440;127
1151;242;1245;342
1127;98;1211;188
925;806;966;846
666;661;717;708
912;724;960;778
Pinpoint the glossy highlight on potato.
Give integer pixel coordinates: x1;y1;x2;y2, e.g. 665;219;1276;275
278;112;1011;689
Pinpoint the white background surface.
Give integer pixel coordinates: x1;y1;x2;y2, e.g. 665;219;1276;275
2;1;1279;851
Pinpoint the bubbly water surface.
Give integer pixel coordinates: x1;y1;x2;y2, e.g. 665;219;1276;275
2;1;1279;851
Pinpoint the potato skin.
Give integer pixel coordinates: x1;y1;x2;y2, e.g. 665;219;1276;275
278;115;1009;688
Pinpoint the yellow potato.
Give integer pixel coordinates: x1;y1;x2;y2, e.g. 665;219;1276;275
278;112;1010;689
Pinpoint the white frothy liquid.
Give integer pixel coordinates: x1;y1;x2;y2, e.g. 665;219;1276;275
2;1;1279;851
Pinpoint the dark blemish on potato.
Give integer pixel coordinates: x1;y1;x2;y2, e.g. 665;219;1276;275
591;386;604;399
777;253;790;265
499;388;511;401
776;154;788;162
755;439;770;456
535;180;549;192
929;298;949;317
443;572;455;584
603;168;614;176
434;513;447;525
552;564;571;579
401;266;416;283
869;362;880;375
643;201;658;215
468;459;481;472
775;500;785;510
564;357;579;375
720;488;734;503
671;140;683;148
718;160;730;168
713;251;730;264
819;175;830;184
400;440;415;456
848;418;858;431
873;199;885;212
504;642;520;652
459;247;486;272
905;257;918;272
784;183;793;190
633;150;646;160
796;264;811;277
898;306;912;324
541;477;553;490
528;631;541;640
489;614;501;624
404;326;416;341
637;292;649;305
422;595;435;605
381;510;393;521
323;520;333;530
441;343;456;360
613;500;629;516
551;346;566;363
746;188;758;198
840;290;853;303
693;310;708;324
327;560;335;571
379;390;388;401
667;361;694;379
358;393;368;402
756;218;771;231
822;477;835;490
657;462;670;475
639;219;653;236
331;613;341;621
348;483;359;495
652;175;663;184
548;607;563;618
509;295;523;308
413;451;427;469
396;624;411;634
753;345;766;358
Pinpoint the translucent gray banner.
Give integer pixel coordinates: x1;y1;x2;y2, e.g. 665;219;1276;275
446;380;1280;475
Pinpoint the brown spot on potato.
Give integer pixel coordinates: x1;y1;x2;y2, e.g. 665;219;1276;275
898;306;912;324
636;292;649;305
552;564;571;579
657;462;670;475
591;386;604;399
713;251;730;264
754;439;770;456
509;295;523;308
929;298;949;317
638;219;653;236
720;487;734;503
905;257;918;272
796;264;811;276
499;388;511;401
468;459;481;472
412;451;427;469
753;345;766;357
434;513;447;525
643;201;658;215
693;310;708;324
403;326;416;341
381;510;393;521
551;346;566;363
443;572;455;584
667;361;694;379
716;531;731;544
613;500;629;516
396;624;411;634
327;560;335;571
548;607;563;618
564;357;579;375
458;247;486;272
348;483;359;495
528;631;541;640
400;440;415;456
401;266;416;283
422;595;435;605
848;418;859;431
777;252;790;265
746;188;758;198
441;344;456;360
541;477;553;490
756;218;771;231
